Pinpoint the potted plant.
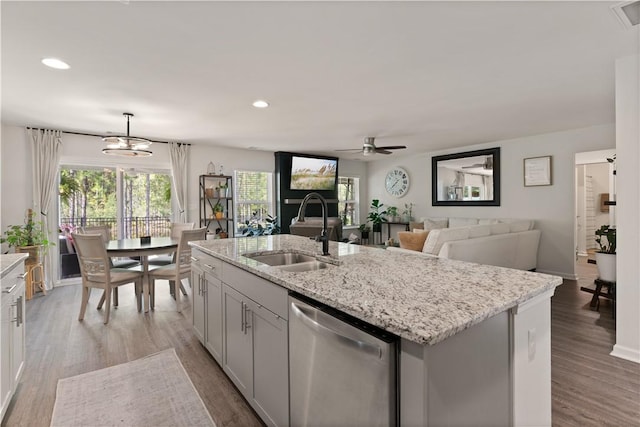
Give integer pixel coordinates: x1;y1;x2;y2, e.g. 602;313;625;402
594;224;616;282
367;199;387;233
1;208;54;264
219;182;230;198
358;223;371;240
213;202;224;219
386;206;399;222
402;203;414;223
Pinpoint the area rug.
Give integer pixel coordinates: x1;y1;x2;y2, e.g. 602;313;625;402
50;348;216;427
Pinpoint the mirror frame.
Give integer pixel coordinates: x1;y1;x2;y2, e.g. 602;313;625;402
431;147;501;206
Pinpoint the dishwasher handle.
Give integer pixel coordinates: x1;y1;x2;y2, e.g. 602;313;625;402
291;301;382;358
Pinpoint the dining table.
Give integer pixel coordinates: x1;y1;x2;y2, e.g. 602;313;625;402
106;237;178;313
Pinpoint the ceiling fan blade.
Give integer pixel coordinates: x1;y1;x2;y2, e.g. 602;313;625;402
375;149;393;155
375;145;406;150
462;164;484;169
335;148;364;152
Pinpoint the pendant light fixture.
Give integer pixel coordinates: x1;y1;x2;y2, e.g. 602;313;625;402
102;112;153;157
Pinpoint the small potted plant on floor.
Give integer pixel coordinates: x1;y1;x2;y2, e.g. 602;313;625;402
594;224;616;282
358;223;371;241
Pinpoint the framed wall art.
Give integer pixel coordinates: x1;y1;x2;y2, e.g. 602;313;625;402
524;156;552;187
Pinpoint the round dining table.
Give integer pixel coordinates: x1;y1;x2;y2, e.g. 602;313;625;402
106;237;178;312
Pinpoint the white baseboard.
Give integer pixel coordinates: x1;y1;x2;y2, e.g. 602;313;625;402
611;344;640;364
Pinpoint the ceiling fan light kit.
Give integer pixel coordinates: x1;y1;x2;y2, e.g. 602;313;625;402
102;112;153;157
337;136;407;156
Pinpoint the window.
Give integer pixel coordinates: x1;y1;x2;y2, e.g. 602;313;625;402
234;171;274;234
337;176;360;226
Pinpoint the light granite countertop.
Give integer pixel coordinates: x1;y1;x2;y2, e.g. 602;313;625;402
1;253;28;278
190;235;562;345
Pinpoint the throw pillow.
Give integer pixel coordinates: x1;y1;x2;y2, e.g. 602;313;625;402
409;221;424;230
478;218;500;225
467;224;491;238
422;227;470;255
448;217;479;228
398;231;430;251
424;218;448;231
490;223;510;235
507;220;533;233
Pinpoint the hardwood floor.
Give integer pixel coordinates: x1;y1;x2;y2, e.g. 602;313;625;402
1;281;264;427
2;263;639;427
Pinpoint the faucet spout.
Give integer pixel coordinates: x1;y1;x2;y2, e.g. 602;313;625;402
296;192;330;256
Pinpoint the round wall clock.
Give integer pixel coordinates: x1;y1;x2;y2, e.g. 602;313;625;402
385;167;410;197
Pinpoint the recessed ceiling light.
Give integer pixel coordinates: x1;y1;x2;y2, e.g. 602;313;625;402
42;58;70;70
252;100;269;108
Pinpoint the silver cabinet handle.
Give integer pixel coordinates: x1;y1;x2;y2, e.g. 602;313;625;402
190;256;199;263
3;284;17;294
244;304;251;334
16;296;23;327
204;263;216;272
18;273;28;279
240;301;245;333
291;302;382;358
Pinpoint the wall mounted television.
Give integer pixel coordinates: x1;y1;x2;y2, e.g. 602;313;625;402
289;155;338;191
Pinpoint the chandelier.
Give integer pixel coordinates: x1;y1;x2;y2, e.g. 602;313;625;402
102;112;153;157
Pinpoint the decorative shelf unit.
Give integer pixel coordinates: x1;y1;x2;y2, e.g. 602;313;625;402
199;175;233;238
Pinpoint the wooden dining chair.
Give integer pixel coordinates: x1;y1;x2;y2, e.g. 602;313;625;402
148;222;195;267
72;232;145;324
146;227;206;313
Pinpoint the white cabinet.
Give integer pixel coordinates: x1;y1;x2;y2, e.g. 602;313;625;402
221;264;289;427
1;259;26;422
191;250;223;364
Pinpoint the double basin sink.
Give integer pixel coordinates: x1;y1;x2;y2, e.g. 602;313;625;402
243;252;332;273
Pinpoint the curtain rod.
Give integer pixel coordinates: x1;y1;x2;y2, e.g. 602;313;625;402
26;127;190;146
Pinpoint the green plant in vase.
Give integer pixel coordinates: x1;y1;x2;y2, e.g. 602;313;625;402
366;199;387;233
594;224;616;282
1;208;55;263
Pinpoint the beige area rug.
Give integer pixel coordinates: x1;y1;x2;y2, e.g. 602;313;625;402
50;348;216;427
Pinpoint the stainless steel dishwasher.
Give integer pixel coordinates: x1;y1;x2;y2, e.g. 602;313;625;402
288;293;398;427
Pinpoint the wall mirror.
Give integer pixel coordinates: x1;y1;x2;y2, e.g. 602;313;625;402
432;147;500;206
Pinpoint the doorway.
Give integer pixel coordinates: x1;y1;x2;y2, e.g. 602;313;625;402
574;149;615;283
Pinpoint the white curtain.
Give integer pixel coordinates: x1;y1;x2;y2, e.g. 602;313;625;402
29;128;62;290
169;142;189;222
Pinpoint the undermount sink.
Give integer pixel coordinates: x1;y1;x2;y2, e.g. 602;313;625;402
244;252;316;266
277;261;332;273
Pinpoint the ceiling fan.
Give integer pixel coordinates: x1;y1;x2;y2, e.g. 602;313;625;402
336;137;407;156
462;156;493;170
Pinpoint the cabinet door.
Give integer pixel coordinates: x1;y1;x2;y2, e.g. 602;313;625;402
223;284;253;397
10;284;25;387
204;271;223;364
1;297;12;418
249;301;289;427
191;266;205;344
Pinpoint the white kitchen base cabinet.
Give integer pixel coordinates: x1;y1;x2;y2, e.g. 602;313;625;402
191;250;223;364
1;256;26;422
221;265;289;427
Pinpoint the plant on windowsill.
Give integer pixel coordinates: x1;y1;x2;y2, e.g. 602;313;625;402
366;199;387;233
594;224;616;282
1;208;55;263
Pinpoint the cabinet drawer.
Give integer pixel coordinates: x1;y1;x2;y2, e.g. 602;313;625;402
191;249;222;279
222;263;288;319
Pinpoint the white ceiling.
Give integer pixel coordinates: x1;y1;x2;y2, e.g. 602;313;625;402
1;1;638;160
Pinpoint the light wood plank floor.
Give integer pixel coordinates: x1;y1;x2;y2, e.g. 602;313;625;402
2;281;264;427
2;263;639;427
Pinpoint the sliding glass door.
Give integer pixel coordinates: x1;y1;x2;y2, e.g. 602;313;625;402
58;165;172;279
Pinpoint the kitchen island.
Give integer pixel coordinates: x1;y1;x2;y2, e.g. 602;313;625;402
190;235;562;427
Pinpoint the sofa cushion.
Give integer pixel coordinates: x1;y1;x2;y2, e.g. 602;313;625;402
490;223;510;235
507;220;533;233
409;221;424;230
424;218;449;231
448;217;479;228
467;224;492;238
423;226;470;255
478;218;500;225
398;231;430;251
